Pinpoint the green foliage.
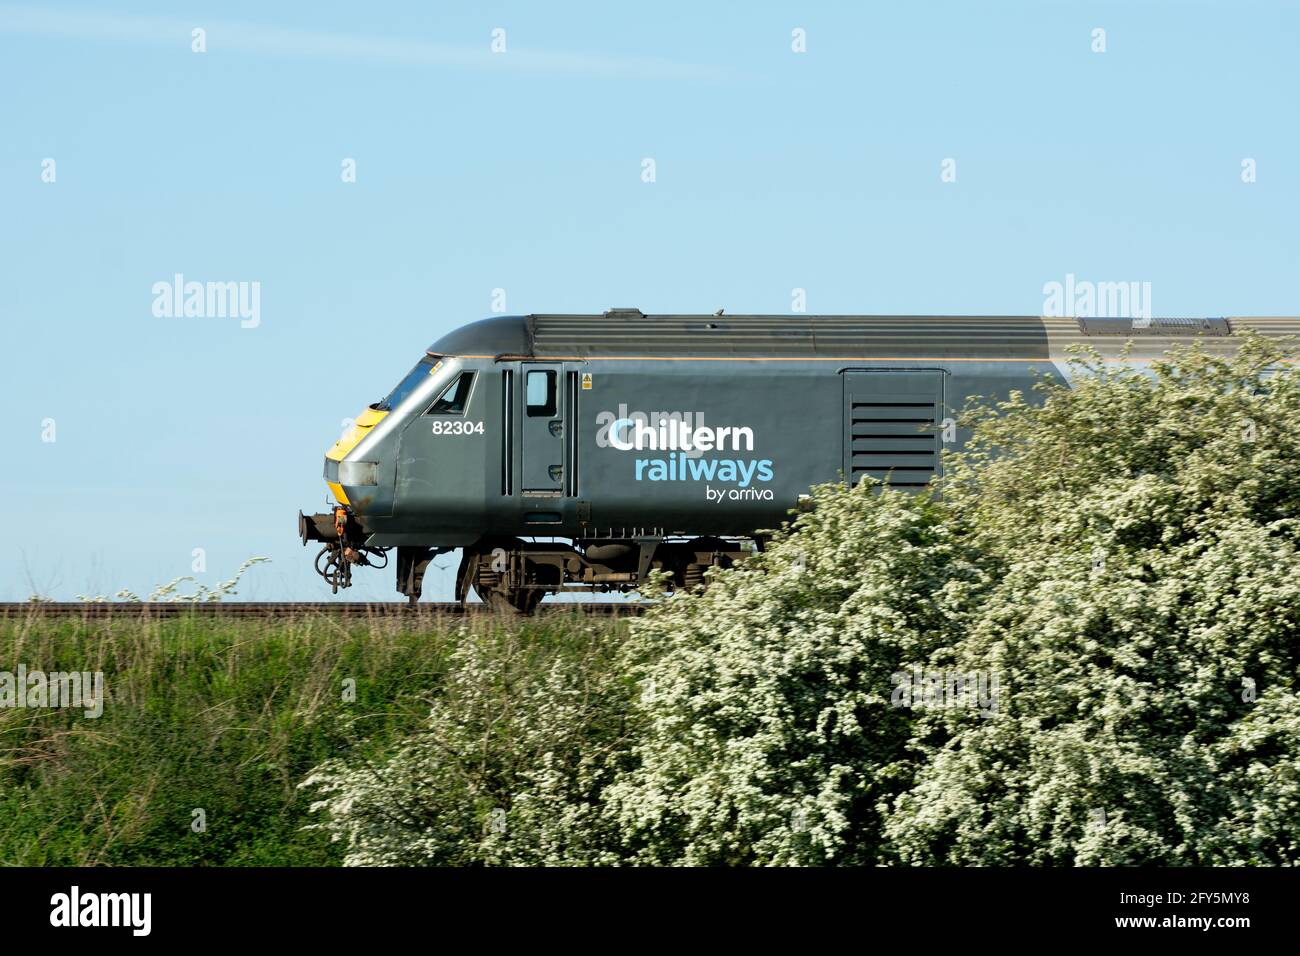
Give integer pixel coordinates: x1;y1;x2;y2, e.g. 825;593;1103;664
302;616;634;865
887;337;1300;865
0;614;457;865
602;485;987;864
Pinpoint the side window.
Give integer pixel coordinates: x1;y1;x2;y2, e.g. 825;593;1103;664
526;370;557;417
425;371;475;415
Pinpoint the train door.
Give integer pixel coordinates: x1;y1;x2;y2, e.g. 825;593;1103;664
520;364;565;493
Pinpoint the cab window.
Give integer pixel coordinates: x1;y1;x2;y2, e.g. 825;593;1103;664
375;357;437;411
425;371;475;415
526;370;557;417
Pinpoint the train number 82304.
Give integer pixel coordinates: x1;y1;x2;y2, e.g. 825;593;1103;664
431;420;485;436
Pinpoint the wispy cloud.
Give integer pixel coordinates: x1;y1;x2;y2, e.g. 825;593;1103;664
0;5;729;81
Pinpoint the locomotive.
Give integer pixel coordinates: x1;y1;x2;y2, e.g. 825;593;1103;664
298;311;1297;611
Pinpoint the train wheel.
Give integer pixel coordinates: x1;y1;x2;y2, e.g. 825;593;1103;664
476;584;544;615
680;536;735;593
467;538;549;614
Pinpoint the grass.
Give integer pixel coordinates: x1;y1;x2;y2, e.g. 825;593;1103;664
0;609;623;866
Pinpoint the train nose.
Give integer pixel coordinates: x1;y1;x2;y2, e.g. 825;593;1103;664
324;406;388;505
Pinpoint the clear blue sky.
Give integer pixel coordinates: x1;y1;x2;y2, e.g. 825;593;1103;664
3;1;1297;600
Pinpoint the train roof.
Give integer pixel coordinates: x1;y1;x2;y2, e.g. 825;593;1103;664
428;312;1300;361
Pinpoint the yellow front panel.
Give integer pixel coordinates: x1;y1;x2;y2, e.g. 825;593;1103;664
325;408;389;504
326;409;389;462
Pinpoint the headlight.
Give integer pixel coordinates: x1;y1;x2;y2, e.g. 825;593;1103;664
338;460;379;486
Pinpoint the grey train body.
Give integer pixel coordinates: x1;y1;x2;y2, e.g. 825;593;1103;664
300;311;1297;610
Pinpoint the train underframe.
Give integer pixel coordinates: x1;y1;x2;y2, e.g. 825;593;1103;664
300;508;754;612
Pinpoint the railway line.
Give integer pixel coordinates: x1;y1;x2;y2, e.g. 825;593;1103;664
0;601;642;620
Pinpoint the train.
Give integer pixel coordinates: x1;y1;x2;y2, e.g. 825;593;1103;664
298;311;1298;611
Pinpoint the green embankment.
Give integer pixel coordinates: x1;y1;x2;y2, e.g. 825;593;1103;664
0;612;620;865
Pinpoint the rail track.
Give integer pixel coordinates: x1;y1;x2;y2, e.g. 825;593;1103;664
0;601;643;620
